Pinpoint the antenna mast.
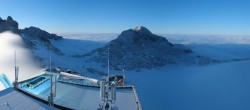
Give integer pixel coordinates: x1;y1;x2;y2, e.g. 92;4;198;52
48;46;56;106
108;47;110;80
107;47;109;86
50;46;51;73
14;50;19;88
99;47;117;110
15;50;16;68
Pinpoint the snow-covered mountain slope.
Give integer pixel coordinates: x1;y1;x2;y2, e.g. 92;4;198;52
20;26;64;56
19;27;250;77
48;33;250;110
30;37;106;78
47;36;250;74
76;26;220;71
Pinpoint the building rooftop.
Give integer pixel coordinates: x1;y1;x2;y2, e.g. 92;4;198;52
0;88;55;110
21;78;140;110
0;71;141;110
17;73;141;110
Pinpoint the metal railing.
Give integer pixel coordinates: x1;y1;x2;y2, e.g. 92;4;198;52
132;86;142;110
58;78;99;87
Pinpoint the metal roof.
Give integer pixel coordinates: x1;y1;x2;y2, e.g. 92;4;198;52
22;80;140;110
0;88;55;110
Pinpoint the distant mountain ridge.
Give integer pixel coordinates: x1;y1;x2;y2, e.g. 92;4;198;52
0;16;220;72
0;16;64;55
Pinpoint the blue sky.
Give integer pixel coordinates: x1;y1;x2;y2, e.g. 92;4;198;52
0;0;250;35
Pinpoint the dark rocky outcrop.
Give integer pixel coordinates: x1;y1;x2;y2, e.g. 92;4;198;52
0;16;19;33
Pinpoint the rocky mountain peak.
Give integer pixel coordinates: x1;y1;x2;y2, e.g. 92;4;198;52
133;26;152;36
82;26;193;71
7;16;13;21
0;16;19;33
115;26;171;47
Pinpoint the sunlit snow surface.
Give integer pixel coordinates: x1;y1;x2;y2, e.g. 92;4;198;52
52;34;250;110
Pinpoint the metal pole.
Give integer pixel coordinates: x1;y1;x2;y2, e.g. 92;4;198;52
15;50;16;69
14;50;18;87
14;50;16;87
50;46;51;73
108;47;109;82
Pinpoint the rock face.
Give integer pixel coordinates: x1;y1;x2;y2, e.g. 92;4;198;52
20;27;64;55
0;16;19;33
83;26;193;71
